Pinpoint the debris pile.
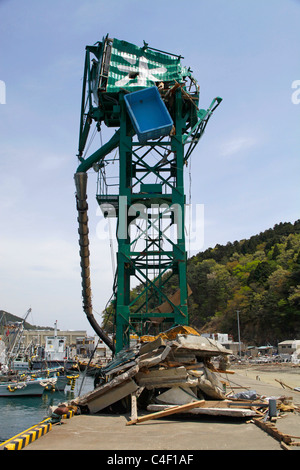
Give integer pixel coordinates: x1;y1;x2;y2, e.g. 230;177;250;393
69;326;259;418
46;326;300;450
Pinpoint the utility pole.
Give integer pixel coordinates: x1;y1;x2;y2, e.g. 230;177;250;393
236;310;241;357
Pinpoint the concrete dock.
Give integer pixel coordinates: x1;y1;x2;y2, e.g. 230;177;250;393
10;371;298;451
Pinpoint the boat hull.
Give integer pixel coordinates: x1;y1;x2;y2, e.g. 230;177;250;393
0;379;44;397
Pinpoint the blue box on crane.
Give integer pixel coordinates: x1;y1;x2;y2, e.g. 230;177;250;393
124;86;173;143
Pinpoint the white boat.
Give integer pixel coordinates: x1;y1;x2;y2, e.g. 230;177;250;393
1;316;78;394
15;366;77;392
0;377;53;397
12;321;78;372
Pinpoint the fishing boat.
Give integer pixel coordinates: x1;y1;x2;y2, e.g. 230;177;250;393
1;314;79;394
0;376;57;397
36;366;79;392
14;366;78;392
19;321;78;371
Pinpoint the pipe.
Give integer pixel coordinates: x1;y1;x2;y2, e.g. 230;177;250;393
74;130;121;353
74;171;115;353
76;129;120;173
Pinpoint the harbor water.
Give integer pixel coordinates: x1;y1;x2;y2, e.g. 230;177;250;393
0;372;94;443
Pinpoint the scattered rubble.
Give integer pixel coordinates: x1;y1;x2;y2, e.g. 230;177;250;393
69;326;260;418
45;326;300;449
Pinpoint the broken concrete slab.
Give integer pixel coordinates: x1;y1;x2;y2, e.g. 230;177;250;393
135;365;188;389
197;367;226;400
147;403;257;418
168;350;197;364
103;360;137;377
86;379;138;414
70;327;236;417
137;345;171;368
139;336;166;355
173;334;232;356
71;365;139;413
155;386;198;405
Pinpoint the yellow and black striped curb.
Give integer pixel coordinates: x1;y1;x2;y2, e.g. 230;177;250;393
0;409;76;450
0;419;52;450
62;410;75;419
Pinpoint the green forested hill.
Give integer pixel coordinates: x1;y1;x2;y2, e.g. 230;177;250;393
103;220;300;345
187;220;300;345
0;310;53;332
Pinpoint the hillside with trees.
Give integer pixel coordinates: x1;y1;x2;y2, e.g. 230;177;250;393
103;220;300;347
0;310;53;333
186;220;300;345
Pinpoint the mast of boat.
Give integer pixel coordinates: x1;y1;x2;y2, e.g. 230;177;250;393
6;308;32;367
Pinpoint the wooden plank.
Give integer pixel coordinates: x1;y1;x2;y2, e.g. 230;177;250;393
227;401;268;408
126;399;205;425
151;285;192;314
253;418;292;444
280;442;291;451
147;404;256;418
274;379;294;391
251;407;265;417
186;363;205;370
207;367;235;374
130;392;138;421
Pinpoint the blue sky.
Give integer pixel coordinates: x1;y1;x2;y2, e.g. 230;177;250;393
0;0;299;333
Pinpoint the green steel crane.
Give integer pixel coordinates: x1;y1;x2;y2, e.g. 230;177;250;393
74;35;221;354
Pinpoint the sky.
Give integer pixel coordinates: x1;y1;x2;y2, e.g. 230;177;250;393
0;0;299;334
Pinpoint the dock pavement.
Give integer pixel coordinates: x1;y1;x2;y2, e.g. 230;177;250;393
2;371;300;452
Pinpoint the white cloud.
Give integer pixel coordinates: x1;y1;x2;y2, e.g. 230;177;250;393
219;136;256;157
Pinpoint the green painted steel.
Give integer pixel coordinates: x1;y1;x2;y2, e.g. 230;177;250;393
75;35;222;353
106;38;191;92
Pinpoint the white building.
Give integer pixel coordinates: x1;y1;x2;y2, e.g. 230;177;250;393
202;333;229;343
21;328;87;348
202;332;242;354
278;340;300;356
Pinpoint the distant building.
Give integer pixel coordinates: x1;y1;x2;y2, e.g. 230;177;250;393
76;336;95;356
257;345;276;355
278;340;300;356
76;335;113;362
221;341;243;355
17;328;114;361
246;345;276;357
95;338;113;361
202;332;243;355
202;333;230;343
20;328;87;349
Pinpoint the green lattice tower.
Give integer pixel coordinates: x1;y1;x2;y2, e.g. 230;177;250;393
75;36;221;353
113;90;188;351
